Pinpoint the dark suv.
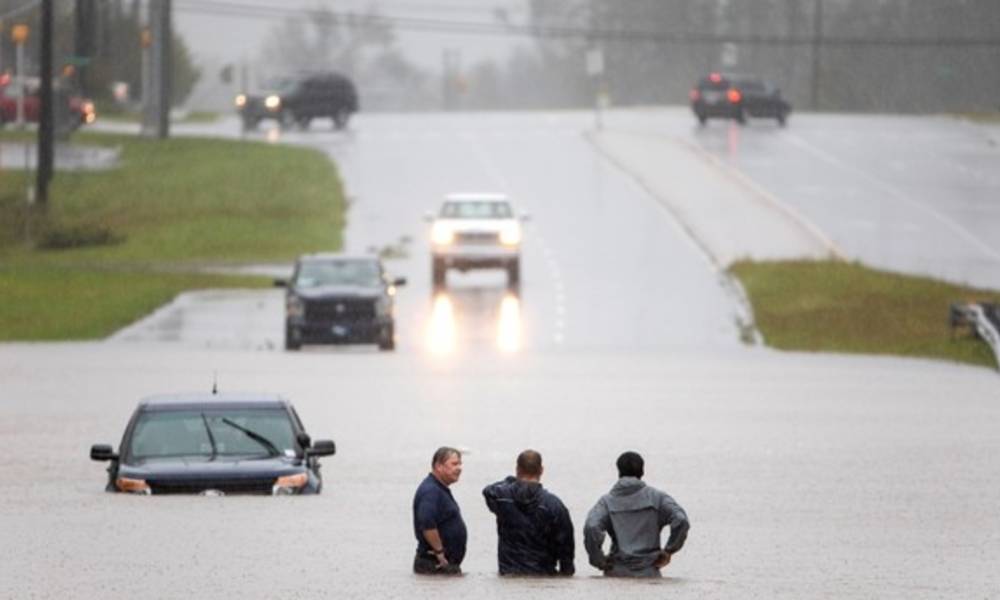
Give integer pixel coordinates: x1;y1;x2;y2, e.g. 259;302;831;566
690;72;790;126
276;254;405;351
236;72;358;131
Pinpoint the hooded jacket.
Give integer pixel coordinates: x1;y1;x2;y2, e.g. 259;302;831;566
583;477;689;577
483;476;575;575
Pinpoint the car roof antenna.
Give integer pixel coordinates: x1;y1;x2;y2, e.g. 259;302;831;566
212;371;218;395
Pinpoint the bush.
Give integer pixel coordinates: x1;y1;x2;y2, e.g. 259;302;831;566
37;224;125;250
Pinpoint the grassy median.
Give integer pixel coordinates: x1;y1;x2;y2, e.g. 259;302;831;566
0;132;345;340
730;260;1000;368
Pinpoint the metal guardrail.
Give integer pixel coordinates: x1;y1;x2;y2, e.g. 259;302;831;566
950;302;1000;370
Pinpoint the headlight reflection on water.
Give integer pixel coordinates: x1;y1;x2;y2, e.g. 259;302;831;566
496;294;522;353
426;294;457;355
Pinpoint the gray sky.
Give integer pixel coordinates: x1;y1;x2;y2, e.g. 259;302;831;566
174;0;530;75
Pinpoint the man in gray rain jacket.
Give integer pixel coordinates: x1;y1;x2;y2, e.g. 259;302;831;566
583;451;689;577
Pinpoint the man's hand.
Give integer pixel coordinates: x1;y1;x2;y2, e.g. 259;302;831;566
434;552;449;568
653;551;672;569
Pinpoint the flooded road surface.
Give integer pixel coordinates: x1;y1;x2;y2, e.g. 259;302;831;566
2;343;998;598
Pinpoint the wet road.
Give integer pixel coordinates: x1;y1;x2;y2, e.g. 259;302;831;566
607;108;1000;289
3;110;999;598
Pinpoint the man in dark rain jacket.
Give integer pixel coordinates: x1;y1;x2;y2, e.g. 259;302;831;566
584;451;689;578
482;450;575;576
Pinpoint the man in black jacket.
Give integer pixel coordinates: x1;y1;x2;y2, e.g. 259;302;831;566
482;449;575;576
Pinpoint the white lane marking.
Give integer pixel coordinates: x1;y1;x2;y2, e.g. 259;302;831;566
787;133;1000;263
671;134;846;260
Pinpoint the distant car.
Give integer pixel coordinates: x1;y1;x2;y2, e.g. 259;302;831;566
90;393;337;496
0;75;96;130
276;254;405;351
427;193;528;292
235;72;358;131
690;72;790;126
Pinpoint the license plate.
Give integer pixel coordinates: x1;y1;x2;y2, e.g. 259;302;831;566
201;489;225;497
332;325;349;336
703;91;722;103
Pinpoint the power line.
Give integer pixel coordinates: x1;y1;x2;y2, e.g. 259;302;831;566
174;0;1000;48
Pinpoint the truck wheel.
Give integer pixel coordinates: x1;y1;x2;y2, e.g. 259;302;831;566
333;109;350;130
507;259;520;292
432;258;446;290
377;325;395;351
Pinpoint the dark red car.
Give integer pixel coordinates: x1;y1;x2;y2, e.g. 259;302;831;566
0;74;96;130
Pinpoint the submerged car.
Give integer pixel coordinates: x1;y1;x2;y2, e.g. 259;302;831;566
690;72;790;126
427;193;528;292
90;393;336;496
235;71;358;131
277;254;405;351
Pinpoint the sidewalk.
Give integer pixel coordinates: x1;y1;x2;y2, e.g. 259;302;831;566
0;141;120;171
588;128;841;267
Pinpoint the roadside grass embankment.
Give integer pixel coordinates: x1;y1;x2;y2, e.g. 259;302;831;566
0;132;345;340
730;260;1000;368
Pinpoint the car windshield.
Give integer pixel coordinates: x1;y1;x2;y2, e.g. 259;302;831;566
295;259;381;287
263;77;299;94
128;408;296;460
440;201;513;219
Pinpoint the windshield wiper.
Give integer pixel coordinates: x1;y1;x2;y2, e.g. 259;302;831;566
201;413;218;460
219;418;281;457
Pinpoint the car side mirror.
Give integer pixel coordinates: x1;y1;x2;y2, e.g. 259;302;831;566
273;278;287;288
90;444;118;461
392;277;407;286
308;439;336;457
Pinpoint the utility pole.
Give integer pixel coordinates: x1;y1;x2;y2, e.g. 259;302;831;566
143;0;171;139
74;0;94;97
810;0;823;110
36;0;54;208
157;0;172;138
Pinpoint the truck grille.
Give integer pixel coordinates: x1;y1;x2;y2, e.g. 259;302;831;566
455;231;499;244
148;478;275;495
305;298;376;321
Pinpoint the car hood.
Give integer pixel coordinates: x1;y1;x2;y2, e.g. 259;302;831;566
437;218;516;232
120;456;302;480
292;285;381;300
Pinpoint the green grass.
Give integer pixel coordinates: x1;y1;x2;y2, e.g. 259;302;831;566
0;132;346;340
0;266;265;339
957;112;1000;124
730;260;1000;368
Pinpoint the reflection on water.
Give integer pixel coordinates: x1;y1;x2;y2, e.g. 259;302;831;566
496;294;522;353
426;293;457;355
424;285;524;355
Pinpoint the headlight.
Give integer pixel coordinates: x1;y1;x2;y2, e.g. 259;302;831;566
116;477;151;495
500;224;522;246
286;295;304;318
234;94;247;108
264;95;281;110
432;223;454;246
272;472;308;495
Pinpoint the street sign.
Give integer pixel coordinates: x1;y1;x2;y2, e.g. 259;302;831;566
586;49;604;77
